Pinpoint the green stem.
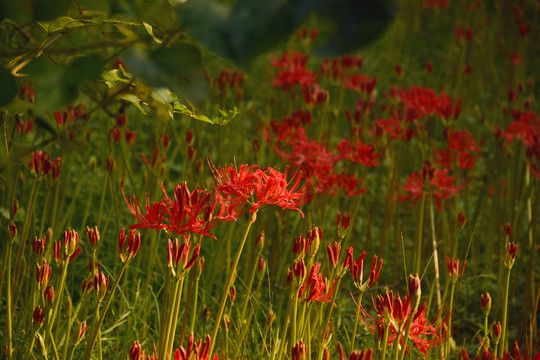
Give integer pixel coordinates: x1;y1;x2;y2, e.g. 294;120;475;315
415;194;427;275
499;268;511;357
83;263;128;360
157;270;171;355
209;211;257;355
398;300;420;360
350;292;364;352
446;282;456;358
189;279;200;335
380;323;390;360
291;285;299;347
45;259;69;344
165;276;186;359
6;240;13;360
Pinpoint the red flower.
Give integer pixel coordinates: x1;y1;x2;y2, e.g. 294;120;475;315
358;291;448;355
397;164;466;211
211;161;312;217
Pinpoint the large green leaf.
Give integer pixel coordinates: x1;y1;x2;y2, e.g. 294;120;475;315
24;55;104;112
0;67;17;108
122;43;208;106
176;0;398;63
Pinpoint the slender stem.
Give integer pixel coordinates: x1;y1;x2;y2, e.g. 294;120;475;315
415;194;427;275
165;276;186;358
209;211;257;355
499;268;511;357
446;282;456;359
157;270;171;355
380;323;390;360
45;259;69;343
350;292;364;352
189;279;200;335
83;263;128;360
429;198;442;310
398;299;420;360
6;240;13;359
291;285;299;347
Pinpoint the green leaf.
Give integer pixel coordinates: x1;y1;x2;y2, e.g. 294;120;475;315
177;0;398;63
173;102;239;126
0;67;17;108
122;43;208;106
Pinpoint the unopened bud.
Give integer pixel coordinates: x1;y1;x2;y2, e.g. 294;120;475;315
8;221;17;239
458;212;466;228
256;232;265;254
480;292;491;315
12;199;18;219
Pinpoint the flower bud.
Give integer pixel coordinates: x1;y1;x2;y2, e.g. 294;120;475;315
458;212;466;228
129;340;142;360
195;257;205;280
503;223;511;237
63;229;79;257
480;292;491;316
504;242;518;269
408;274;421;307
87;226;100;248
255;232;265;254
44;285;55;306
492;321;501;344
12;199;18;219
8;221;17;239
33;306;44;326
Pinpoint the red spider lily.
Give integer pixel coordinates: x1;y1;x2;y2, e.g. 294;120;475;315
271;50;317;90
36;259;52;290
345;73;378;94
173;333;215;360
33;305;45;326
347;248;383;292
123;180;236;239
302;84;328;106
446;256;467;282
504;242;518;269
32;234;47;256
337;139;380;167
297;262;338;303
168;238;200;272
291;339;307;360
30;151;61;179
211;161;312;217
327;241;341;268
389;85;461;121
87;226;100;248
118;228;141;264
496;110;540;180
358;291;449;355
94;270;109;302
480;293;492;315
44;285;54;304
434;128;482;170
397;163;466;211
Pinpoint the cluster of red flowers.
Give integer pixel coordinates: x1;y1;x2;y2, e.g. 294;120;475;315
359;290;449;356
397;162;466;211
129;334;221;360
124;161;312;238
496;109;540;179
30;151;62;180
